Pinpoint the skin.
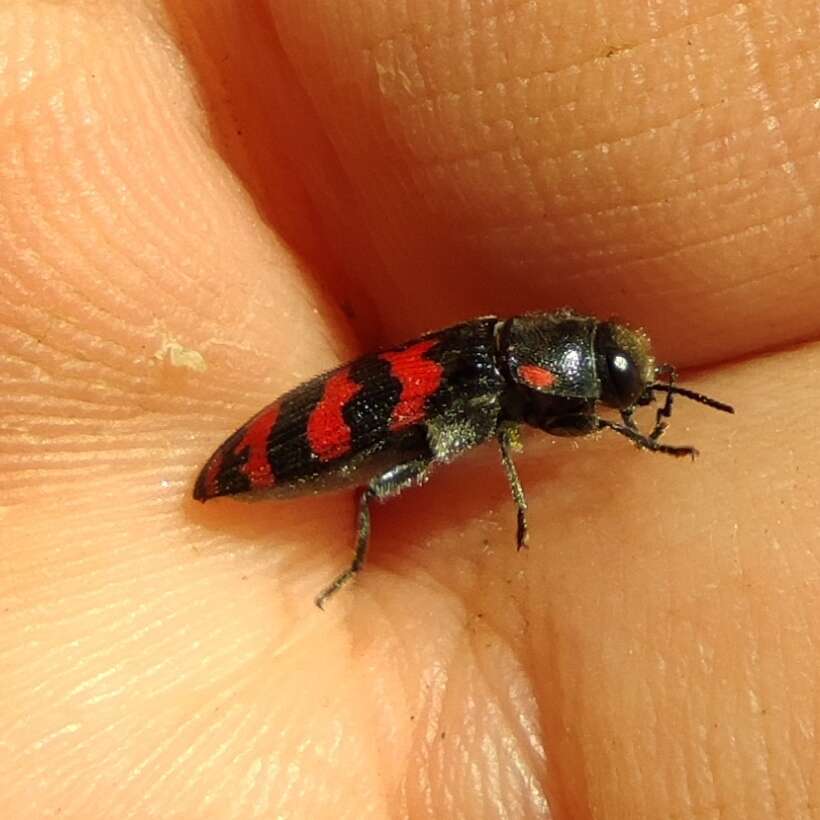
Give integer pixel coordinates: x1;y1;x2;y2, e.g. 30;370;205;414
1;0;819;817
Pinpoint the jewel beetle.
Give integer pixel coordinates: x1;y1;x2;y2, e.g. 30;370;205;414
193;309;733;608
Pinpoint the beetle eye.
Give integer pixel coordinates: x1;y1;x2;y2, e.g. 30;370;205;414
611;349;642;404
601;347;643;408
593;321;652;409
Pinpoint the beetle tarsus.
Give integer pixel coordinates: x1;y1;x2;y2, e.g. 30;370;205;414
600;418;699;459
498;427;529;550
314;486;374;609
315;459;433;608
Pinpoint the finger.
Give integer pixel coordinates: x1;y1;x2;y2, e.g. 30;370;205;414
0;6;367;817
0;2;351;506
251;0;820;364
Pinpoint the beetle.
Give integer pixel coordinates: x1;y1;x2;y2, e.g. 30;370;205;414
193;309;733;608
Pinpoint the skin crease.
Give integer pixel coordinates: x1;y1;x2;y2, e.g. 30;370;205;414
1;0;819;817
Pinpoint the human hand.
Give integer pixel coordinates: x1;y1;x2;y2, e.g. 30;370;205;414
3;2;818;818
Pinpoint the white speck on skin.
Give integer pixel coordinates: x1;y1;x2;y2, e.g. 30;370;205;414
154;335;207;373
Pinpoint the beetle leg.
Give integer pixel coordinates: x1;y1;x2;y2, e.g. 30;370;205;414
620;406;639;431
498;426;529;550
314;458;433;609
649;364;677;441
599;418;698;459
621;397;674;445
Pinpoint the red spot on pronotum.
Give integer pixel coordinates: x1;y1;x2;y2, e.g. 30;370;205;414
381;340;444;431
518;364;557;390
237;402;281;489
307;369;362;461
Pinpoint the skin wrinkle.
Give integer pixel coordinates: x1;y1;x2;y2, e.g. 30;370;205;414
138;654;309;808
4;269;143;376
735;3;813;214
4;274;286;414
407;101;703;173
370;62;820;324
125;709;238;789
8;43;270;350
59;142;233;333
690;255;816;301
2;274;137;379
406;121;819;250
752;540;811;810
8;526;168;593
411;650;462;806
674;605;712;813
532;620;589;818
53;136;212;318
12;620;168;705
363;0;737;78
464;199;817;292
470;644;549;812
278;8;816;346
580;198;816;267
365;1;742;104
423;85;820;206
458;163;811;247
182;717;273;813
374;42;820;272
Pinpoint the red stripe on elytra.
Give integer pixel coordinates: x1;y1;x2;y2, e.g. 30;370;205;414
518;364;557;389
381;339;443;431
236;402;280;489
307;369;363;461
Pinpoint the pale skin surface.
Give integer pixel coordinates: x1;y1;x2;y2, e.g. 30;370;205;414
1;0;819;817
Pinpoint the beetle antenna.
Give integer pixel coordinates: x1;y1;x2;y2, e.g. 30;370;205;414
649;383;734;414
